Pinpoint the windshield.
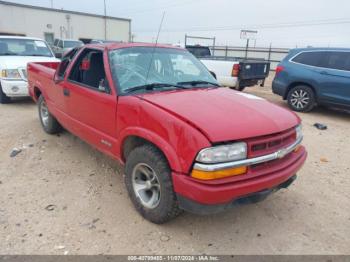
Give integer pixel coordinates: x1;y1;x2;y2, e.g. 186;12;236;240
0;38;53;57
109;47;218;94
64;40;83;48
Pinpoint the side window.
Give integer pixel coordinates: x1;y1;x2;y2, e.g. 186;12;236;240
56;48;80;79
58;40;63;48
53;39;59;46
324;52;350;71
292;51;327;67
68;49;110;92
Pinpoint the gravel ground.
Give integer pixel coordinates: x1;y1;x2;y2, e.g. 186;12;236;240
0;76;349;255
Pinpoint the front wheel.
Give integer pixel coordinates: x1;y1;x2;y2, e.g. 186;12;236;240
124;144;182;224
38;95;62;134
287;85;316;112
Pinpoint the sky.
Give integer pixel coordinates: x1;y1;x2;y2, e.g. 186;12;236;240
5;0;350;48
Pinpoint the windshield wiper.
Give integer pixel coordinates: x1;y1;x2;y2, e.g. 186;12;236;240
123;83;186;94
177;80;220;87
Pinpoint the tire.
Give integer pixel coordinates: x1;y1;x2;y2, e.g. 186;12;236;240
230;84;245;92
287;85;316;112
236;86;246;91
38;95;62;134
0;84;11;104
124;144;182;224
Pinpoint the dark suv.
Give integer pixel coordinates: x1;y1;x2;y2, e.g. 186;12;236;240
272;48;350;112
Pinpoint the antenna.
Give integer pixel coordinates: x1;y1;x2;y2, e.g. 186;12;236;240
145;12;166;84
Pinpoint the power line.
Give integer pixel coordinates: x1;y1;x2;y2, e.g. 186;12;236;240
134;18;350;33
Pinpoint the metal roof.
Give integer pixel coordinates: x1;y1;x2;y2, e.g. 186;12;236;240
0;0;131;22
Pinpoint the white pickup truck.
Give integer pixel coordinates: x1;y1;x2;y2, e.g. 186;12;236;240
0;36;59;103
186;45;270;91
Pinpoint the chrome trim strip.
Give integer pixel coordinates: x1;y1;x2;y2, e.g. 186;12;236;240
193;137;303;172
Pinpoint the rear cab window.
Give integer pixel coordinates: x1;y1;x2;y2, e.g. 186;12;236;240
186;46;211;58
56;47;80;79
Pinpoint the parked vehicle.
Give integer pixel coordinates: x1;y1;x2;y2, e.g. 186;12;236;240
27;43;307;223
273;48;350;112
0;36;59;103
186;45;270;91
52;38;83;58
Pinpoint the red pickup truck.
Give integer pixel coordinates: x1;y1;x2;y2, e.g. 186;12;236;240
27;43;307;224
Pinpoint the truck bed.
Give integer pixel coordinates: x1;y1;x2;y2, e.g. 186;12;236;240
27;61;60;101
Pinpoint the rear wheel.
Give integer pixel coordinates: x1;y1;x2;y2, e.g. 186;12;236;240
0;84;11;104
287;85;316;112
38;95;62;134
124;144;182;224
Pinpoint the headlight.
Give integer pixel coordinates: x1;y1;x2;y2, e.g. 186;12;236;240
296;124;303;141
1;69;21;80
196;142;247;164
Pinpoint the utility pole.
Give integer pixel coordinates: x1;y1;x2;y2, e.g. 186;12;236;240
245;39;249;59
103;0;107;40
50;0;53;8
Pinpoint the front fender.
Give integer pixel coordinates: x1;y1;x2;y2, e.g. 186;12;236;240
117;127;182;172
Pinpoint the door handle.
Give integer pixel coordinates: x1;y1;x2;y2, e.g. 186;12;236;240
319;71;328;75
63;88;70;97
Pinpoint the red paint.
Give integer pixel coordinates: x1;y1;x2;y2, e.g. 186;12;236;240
27;43;307;206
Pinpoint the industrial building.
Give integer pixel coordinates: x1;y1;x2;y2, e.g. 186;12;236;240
0;0;131;44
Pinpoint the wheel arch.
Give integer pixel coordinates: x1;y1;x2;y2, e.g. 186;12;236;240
284;81;317;101
118;128;182;173
33;86;42;102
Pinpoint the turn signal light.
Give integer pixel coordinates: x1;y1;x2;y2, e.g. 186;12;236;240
191;166;247;180
294;145;301;152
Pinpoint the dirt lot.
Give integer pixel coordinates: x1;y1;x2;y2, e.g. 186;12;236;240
0;76;349;255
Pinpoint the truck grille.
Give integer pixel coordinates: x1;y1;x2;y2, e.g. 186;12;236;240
247;128;296;158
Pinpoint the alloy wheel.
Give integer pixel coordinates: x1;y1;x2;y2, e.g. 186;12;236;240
290;89;310;110
40;100;49;127
132;163;161;209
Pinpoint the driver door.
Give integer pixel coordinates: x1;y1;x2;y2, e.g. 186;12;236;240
64;48;118;156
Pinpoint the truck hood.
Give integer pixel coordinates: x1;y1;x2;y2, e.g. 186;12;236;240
0;56;59;69
139;88;300;143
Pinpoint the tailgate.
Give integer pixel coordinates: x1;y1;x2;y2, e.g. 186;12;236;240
239;61;270;80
